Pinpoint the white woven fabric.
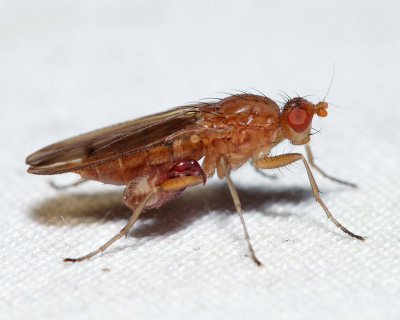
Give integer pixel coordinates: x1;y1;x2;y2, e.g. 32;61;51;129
2;1;400;319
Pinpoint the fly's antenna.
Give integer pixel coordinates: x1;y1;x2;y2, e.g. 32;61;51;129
323;63;335;102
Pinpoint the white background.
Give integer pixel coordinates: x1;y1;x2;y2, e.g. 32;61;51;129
1;1;400;319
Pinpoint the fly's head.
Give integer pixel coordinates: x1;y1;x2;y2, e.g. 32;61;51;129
280;98;328;145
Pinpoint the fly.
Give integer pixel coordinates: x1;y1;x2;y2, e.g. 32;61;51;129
26;93;364;266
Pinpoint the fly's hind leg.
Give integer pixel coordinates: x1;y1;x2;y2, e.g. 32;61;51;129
50;178;88;190
64;192;153;262
254;168;278;180
305;144;357;188
255;153;365;241
64;159;207;262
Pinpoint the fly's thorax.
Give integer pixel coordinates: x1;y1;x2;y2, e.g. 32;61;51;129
198;94;281;174
280;97;328;145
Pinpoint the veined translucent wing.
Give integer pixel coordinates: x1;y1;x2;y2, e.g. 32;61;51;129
26;103;214;175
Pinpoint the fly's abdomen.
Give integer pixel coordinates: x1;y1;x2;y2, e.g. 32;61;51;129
76;135;207;185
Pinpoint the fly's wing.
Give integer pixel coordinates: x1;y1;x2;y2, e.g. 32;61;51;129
26;104;213;175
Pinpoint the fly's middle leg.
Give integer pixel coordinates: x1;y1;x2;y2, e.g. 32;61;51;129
218;157;262;267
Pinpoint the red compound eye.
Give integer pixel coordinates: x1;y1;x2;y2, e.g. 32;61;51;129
287;108;311;133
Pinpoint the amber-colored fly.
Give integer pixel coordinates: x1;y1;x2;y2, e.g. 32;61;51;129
26;93;364;266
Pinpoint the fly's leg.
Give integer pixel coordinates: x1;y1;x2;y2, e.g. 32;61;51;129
219;157;262;267
249;158;277;180
64;192;153;262
150;159;207;208
50;178;88;190
159;176;205;191
165;158;262;266
64;159;207;262
255;153;365;241
254;167;278;180
305;144;357;188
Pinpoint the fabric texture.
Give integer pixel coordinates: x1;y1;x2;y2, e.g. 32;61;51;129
1;1;400;319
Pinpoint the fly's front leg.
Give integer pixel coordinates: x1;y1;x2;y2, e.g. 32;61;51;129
254;168;278;180
255;153;365;241
305;144;357;188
